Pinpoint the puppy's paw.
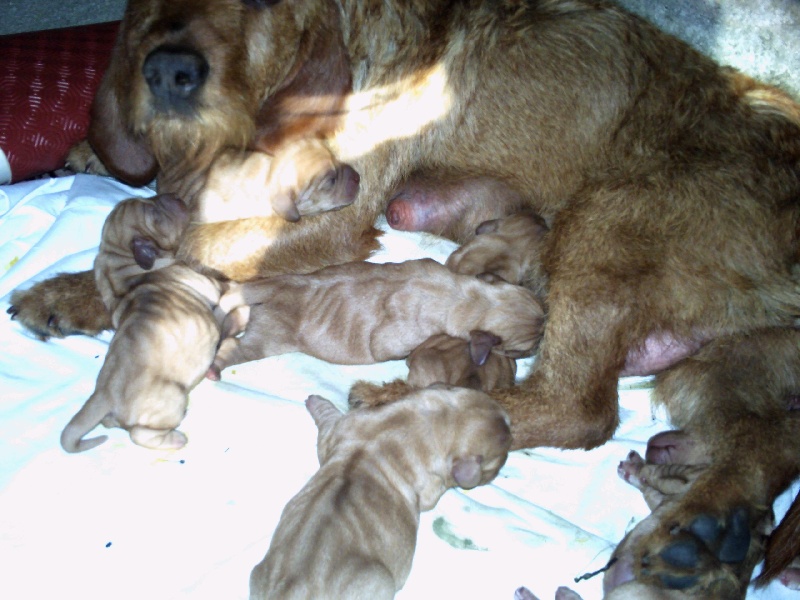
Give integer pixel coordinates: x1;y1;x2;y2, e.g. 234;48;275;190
618;450;645;487
8;271;111;340
64;140;110;176
636;505;762;596
130;426;188;450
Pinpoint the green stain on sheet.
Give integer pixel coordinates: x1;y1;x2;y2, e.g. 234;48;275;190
432;517;487;551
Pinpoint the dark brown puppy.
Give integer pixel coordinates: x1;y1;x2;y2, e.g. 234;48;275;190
8;1;800;594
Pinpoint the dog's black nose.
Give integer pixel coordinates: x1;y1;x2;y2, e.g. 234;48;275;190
143;45;209;112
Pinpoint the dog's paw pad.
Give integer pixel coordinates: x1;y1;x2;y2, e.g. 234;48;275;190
717;507;750;563
659;538;701;569
688;514;721;545
656;573;700;590
637;507;756;594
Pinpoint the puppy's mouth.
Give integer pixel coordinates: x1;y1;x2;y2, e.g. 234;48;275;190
142;44;209;116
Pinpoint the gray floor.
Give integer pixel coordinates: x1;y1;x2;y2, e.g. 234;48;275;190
1;0;125;36
2;0;799;96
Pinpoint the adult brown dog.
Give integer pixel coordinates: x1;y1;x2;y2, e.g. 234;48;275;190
7;0;800;594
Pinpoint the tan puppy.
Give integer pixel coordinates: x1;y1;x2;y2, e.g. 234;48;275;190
446;211;550;296
209;258;543;378
249;386;512;599
61;195;224;452
349;331;517;408
405;331;516;390
195;137;360;224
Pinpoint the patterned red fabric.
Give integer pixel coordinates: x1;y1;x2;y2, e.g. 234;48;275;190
0;21;120;183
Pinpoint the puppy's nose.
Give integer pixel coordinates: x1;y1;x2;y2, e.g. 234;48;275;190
143;45;209;111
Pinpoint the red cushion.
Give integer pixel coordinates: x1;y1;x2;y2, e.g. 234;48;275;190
0;21;119;183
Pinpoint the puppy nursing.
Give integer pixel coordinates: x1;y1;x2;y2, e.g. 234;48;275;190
61;195;224;452
196;138;360;224
446;211;550;296
348;331;517;409
211;258;543;376
249;387;512;599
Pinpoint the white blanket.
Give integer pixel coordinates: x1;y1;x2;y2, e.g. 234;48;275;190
0;175;796;600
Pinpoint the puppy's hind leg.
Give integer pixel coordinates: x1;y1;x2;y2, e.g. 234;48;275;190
129;426;188;450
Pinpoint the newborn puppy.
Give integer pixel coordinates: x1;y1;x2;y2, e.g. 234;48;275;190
446;211;549;296
406;331;517;390
60;195;224;452
210;258;543;378
195;138;360;223
348;331;517;408
249;386;512;599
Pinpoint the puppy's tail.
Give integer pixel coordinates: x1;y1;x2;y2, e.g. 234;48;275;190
756;489;800;586
60;393;110;453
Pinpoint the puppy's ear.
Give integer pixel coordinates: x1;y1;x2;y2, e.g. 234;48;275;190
87;30;158;186
305;395;342;432
475;218;500;235
452;455;484;489
469;330;502;366
270;191;301;222
131;236;160;270
221;305;251;339
476;272;509;284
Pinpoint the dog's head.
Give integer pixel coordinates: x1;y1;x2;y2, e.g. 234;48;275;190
95;193;189;310
306;387;511;510
100;193;189;269
268;138;360;221
90;0;350;189
405;332;517;391
429;385;512;491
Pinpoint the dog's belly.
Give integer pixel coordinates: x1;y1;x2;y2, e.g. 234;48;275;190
621;331;709;377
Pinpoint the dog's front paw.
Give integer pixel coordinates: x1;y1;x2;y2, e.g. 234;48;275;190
8;271;111;340
636;506;761;596
64;140;110;176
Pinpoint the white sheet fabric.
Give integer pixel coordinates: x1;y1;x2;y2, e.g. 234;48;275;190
0;175;796;600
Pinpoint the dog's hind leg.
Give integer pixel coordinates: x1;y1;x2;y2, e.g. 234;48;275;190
629;327;800;596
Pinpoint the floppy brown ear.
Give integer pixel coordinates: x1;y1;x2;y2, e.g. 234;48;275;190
270;191;301;222
469;330;502;366
131;236;159;270
253;15;352;151
87;33;158;186
452;455;484;489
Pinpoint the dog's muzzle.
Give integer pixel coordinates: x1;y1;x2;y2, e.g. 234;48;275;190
143;45;209;114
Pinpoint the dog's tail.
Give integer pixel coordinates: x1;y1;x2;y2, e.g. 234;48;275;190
756;488;800;586
723;66;800;128
60;393;110;453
